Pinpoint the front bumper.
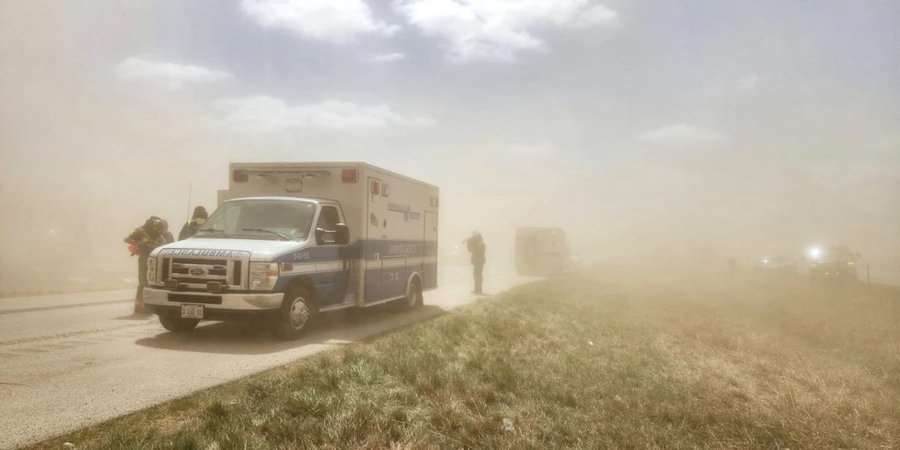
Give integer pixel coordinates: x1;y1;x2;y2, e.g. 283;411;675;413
143;287;284;311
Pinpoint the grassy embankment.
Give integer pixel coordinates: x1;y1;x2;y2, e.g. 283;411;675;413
33;269;900;449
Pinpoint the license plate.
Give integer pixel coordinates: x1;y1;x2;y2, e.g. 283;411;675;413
181;304;204;319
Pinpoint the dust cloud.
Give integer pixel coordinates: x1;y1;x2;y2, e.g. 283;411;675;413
1;1;898;295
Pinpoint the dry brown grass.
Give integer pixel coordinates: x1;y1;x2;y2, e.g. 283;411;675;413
30;268;900;449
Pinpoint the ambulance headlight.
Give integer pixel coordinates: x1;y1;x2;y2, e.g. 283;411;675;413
146;257;157;283
249;262;279;291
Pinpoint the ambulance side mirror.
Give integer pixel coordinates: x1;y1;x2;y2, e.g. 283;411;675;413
334;223;350;245
316;226;348;245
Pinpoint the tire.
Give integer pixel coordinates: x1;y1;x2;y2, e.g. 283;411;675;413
159;313;199;333
274;285;316;340
393;277;423;312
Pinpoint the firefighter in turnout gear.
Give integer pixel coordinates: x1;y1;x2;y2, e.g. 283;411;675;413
161;219;175;245
178;206;208;240
125;216;168;313
465;231;486;294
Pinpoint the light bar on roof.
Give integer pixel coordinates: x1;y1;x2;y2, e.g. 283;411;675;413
233;168;331;183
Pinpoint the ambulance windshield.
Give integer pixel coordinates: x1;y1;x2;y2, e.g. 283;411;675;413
197;199;317;241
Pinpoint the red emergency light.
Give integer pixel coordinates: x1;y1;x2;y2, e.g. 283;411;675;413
371;180;380;195
342;168;358;183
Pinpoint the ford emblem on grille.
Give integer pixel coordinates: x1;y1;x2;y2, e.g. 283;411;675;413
189;267;206;276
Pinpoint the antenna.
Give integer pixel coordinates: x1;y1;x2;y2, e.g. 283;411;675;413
185;182;192;226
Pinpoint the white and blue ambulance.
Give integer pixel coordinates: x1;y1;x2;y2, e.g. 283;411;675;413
143;162;439;339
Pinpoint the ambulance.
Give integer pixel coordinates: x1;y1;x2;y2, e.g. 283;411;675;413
143;162;439;339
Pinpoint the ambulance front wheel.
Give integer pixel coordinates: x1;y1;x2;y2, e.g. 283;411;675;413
275;285;317;340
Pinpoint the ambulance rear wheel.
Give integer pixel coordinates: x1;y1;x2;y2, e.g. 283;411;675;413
275;286;316;340
394;277;423;312
159;314;200;333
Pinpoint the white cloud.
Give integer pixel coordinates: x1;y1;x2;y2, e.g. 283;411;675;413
114;57;233;89
394;0;618;62
212;96;436;133
368;52;406;63
507;142;555;158
638;124;727;147
241;0;400;43
736;74;759;92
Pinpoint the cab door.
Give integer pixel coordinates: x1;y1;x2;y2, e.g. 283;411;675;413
313;204;350;306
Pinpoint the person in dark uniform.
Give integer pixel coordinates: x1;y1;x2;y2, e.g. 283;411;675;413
178;206;208;240
465;231;486;294
124;216;168;313
161;219;175;244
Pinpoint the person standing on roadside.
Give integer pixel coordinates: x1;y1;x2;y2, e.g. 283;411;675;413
124;216;168;313
179;206;208;240
465;231;487;294
161;219;175;244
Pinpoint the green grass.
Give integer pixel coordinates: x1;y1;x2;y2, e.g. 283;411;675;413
31;269;900;449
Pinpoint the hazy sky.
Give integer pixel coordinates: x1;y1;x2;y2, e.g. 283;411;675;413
1;0;898;274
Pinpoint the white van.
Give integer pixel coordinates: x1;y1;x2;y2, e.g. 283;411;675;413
144;162;439;338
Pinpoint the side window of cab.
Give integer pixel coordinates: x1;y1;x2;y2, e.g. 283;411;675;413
316;206;343;245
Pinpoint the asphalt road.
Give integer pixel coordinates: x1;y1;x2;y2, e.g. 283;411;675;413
0;264;531;449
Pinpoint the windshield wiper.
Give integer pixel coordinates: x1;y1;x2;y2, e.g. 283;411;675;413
241;228;290;241
193;228;226;238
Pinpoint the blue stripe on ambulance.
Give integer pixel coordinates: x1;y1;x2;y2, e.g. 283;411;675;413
274;239;437;306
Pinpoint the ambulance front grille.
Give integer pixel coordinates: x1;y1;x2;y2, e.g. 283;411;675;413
161;256;245;291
